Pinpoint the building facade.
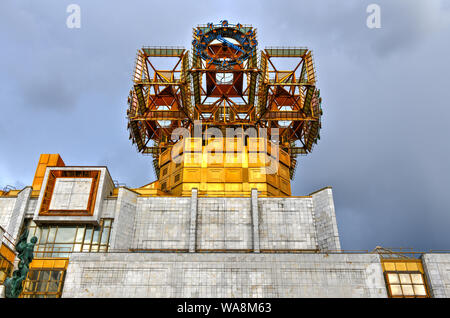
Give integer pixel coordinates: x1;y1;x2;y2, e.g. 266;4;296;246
0;154;449;298
1;21;449;298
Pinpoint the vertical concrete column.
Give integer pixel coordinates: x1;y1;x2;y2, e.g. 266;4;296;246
7;187;32;243
108;187;138;252
188;188;198;253
251;188;260;253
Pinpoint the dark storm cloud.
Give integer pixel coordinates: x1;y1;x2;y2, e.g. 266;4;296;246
0;0;449;251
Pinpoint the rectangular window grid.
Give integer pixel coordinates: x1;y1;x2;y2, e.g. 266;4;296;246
385;271;429;298
24;218;113;258
381;259;430;298
22;269;65;298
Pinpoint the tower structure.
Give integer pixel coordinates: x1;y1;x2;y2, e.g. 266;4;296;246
127;21;322;196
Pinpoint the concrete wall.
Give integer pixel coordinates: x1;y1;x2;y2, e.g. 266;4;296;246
311;187;341;251
131;197;191;250
197;197;252;250
258;197;318;250
6;187;31;241
109;188;138;251
62;253;387;298
0;197;16;230
0;187;342;253
127;188;335;252
422;254;450;298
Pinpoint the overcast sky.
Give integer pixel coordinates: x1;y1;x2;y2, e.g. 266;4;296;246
1;0;449;252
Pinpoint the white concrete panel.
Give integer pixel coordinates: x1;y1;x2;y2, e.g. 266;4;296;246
49;178;92;210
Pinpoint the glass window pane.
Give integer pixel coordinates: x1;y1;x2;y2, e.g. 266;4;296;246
101;228;110;244
387;273;399;284
410;274;423;284
103;219;111;227
92;229;100;245
390;285;403;296
84;228;93;243
399;274;411;284
55;227;77;243
40;228;49;243
402;285;414;296
30;228;41;243
48;228;57;243
40;270;50;282
47;280;60;293
76;228;85;243
73;244;82;252
51;271;61;281
36;280;46;292
413;284;427;296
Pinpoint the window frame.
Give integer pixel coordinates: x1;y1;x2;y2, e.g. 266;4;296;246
384;270;430;298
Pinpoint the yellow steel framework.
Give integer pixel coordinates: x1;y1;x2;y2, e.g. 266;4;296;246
126;21;323;196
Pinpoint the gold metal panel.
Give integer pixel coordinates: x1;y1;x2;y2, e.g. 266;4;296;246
383;262;396;271
248;138;267;153
279;148;290;167
248;168;267;182
171;170;183;187
382;260;425;274
182;183;200;191
184;137;202;152
0;243;15;264
171;160;183;173
225;168;243;182
267;172;278;186
279;176;291;195
395;262;407;271
207;168;225;183
224;183;243;192
248;152;270;167
206;183;225;192
206;152;224;167
159;148;172;167
170;184;182;196
225;137;243;152
172;139;185;158
153;137;293;197
32;154;65;191
183;167;202;182
184;152;202;167
407;262;419;271
248;183;267;192
205;138;224;151
224;152;243;167
267;183;280;196
30;258;69;270
160;163;171;179
279;163;290;180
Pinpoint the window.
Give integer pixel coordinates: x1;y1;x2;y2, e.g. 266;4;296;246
39;170;100;216
385;271;428;298
381;260;429;298
23;218;112;258
22;269;65;298
0;254;13;284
